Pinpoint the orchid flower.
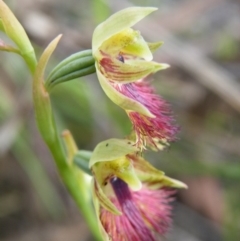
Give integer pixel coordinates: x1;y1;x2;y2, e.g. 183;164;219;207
92;7;178;149
89;139;187;241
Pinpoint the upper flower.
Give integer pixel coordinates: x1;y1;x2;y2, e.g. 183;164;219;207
92;7;177;149
89;139;187;241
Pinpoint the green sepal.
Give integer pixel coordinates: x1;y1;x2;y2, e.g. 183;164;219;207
157;176;188;189
74;150;92;176
99;28;153;61
46;49;96;90
89;138;139;167
129;154;165;182
92;7;157;54
91;181;113;241
93;179;122;215
129;154;187;189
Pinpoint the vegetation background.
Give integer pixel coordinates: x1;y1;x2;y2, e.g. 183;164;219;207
0;0;240;240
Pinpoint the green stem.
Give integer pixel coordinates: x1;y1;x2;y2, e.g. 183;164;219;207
23;51;37;75
32;36;102;240
47;128;101;240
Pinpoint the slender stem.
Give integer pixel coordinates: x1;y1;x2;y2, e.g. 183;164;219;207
47;129;101;240
32;36;102;240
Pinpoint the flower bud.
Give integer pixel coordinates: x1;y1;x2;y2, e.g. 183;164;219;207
46;49;96;89
0;0;36;72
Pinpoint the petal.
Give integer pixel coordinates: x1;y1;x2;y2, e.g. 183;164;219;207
96;66;155;117
93;157;142;191
129;155;187;189
92;7;157;54
122;31;153;61
99;57;168;83
116;81;178;149
91;181;111;241
93;179;122;215
147;41;164;53
115;164;142;191
99;28;153;61
133;187;174;235
157;176;188;189
128;154;165;181
89;138;138;167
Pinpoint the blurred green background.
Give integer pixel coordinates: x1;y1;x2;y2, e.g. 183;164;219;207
0;0;240;240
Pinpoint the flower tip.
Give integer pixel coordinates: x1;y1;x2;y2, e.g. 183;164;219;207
170;179;188;189
151;7;158;12
158;63;170;70
143;6;158;12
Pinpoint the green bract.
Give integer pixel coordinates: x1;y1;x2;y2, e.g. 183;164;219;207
33;35;62;143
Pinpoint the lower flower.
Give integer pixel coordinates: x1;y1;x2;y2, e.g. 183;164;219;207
99;177;174;241
89;139;187;241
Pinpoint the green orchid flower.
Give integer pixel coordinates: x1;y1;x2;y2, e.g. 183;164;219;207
89;138;187;241
92;7;178;150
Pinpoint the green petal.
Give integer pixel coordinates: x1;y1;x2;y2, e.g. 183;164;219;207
99;58;168;83
117;166;142;191
89;138;138;167
157;176;188;189
122;33;153;61
93;179;122;215
91;181;113;241
92;7;157;54
147;41;164;53
91;152;142;192
96;66;155;117
129;155;187;189
129;155;165;182
99;28;152;61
